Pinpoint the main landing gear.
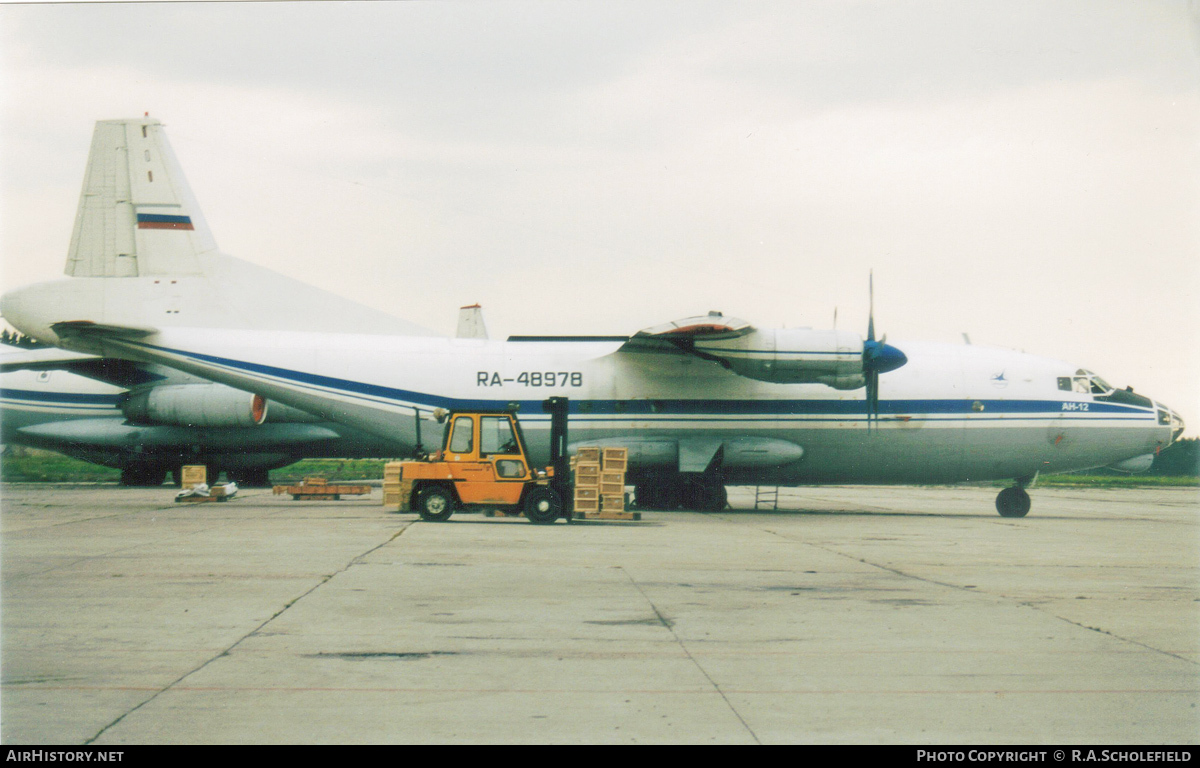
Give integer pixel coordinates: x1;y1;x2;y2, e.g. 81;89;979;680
995;485;1032;518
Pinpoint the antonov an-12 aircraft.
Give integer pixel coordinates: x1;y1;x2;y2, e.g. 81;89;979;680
0;343;410;485
1;303;490;486
1;117;1185;516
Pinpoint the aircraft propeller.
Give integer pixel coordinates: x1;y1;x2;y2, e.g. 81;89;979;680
861;272;907;431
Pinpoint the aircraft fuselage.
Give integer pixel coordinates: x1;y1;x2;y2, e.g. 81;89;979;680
60;326;1179;486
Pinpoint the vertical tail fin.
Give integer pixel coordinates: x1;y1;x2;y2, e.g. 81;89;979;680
65;117;217;278
456;304;489;339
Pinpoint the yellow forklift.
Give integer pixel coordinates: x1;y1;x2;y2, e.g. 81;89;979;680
394;397;571;524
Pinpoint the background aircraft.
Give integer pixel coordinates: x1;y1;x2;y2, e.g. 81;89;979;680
0;340;408;485
0;118;503;485
1;305;491;486
1;118;1184;515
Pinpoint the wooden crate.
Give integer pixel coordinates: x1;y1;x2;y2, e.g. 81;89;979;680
576;447;601;463
180;465;207;489
600;482;624;496
574;487;599;502
602;448;628;472
383;479;413;511
573;497;600;513
383;462;405;481
601;493;625;512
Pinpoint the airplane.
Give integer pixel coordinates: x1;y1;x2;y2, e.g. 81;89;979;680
0;341;412;485
1;307;490;487
1;117;1185;516
0;116;500;486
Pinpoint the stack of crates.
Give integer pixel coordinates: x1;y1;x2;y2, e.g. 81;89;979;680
600;448;627;513
572;447;636;520
572;448;602;515
383;461;406;511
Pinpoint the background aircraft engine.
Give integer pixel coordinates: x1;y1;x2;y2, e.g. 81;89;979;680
122;384;267;427
695;328;867;388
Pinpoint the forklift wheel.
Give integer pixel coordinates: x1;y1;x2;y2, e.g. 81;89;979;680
523;487;562;525
417;487;454;522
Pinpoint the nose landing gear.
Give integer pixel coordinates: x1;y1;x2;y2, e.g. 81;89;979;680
995;485;1032;518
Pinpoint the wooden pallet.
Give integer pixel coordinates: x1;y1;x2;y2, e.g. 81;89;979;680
274;477;372;500
175;494;231;504
574;509;641;521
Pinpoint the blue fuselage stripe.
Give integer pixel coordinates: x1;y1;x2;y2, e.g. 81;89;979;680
0;388;121;406
122;340;1157;422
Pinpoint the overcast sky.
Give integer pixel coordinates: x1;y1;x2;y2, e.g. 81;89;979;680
2;0;1197;434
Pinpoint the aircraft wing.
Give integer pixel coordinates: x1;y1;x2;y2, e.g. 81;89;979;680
614;312;878;390
0;344;102;372
617;312;755;357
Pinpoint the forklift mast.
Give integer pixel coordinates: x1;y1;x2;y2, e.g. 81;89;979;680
543;396;570;498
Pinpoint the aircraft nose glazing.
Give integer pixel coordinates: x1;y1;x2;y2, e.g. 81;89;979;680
1155;402;1186;444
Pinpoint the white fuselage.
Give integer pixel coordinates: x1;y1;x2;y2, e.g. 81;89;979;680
66;326;1176;485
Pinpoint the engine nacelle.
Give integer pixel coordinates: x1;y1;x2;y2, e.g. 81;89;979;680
123;384;267;427
694;328;866;388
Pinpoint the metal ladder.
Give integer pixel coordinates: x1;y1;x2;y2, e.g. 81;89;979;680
754;486;779;511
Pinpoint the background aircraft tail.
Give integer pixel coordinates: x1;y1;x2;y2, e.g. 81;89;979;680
7;117;436;339
66;117;216;279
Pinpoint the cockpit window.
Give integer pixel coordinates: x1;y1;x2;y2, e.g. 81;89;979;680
1069;369;1114;396
1057;377;1072;392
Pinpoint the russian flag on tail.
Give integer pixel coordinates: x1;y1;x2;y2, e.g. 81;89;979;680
137;213;194;230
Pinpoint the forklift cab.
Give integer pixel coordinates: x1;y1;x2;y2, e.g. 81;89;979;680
440;411;534;503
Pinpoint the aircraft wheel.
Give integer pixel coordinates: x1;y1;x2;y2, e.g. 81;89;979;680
416;487;454;522
657;482;683;510
633;484;657;510
523;486;562;525
684;479;728;512
996;486;1031;518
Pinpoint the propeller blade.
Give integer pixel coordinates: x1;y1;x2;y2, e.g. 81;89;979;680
867;271;875;343
860;271;907;432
